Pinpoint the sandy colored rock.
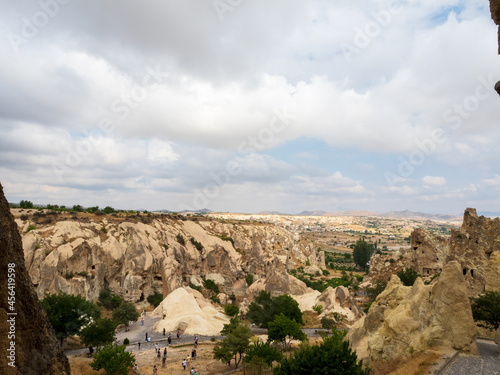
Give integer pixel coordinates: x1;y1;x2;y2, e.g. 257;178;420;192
153;287;229;336
369;208;500;297
347;261;477;364
0;183;70;374
17;211;322;304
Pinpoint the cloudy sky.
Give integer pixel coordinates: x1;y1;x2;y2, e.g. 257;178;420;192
1;0;500;214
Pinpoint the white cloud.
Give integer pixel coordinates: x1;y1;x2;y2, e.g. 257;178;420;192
0;1;499;213
423;176;447;186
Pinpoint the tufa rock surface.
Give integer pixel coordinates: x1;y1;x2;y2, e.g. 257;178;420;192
369;208;500;297
16;211;324;303
0;183;70;375
347;261;477;364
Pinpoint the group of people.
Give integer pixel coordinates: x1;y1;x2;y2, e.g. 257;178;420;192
134;310;201;373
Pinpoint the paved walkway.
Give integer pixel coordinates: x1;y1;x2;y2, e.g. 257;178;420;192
440;339;500;375
65;313;223;356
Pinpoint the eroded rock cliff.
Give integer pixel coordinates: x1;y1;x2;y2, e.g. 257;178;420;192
369;208;500;297
0;184;70;374
347;261;477;364
16;210;324;303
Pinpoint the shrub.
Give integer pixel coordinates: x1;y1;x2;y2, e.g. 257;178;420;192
471;291;500;331
147;292;164;307
20;214;28;221
65;272;74;280
321;316;336;330
397;268;420;286
26;224;36;232
190;237;204;252
224;304;239;316
123;338;129;345
245;274;254;286
204;279;220;294
188;282;202;293
312;304;323;314
176;233;185;245
100;226;107;234
322;269;329;276
98;289;123;310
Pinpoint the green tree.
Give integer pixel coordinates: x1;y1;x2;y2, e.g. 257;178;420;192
90;343;135;375
19;200;34;208
267;313;307;350
273;330;370;375
352;239;374;271
471;291;500;331
102;206;115;214
147;292;164;307
224;304;239;316
246;273;254;286
86;206;99;213
41;292;100;345
397;268;421;286
72;204;84;212
80;318;117;348
366;280;387;302
247;291;303;328
98;289;123;310
213;319;252;369
244;340;283;374
112;302;139;328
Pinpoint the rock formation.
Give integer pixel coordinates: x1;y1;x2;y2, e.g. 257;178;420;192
294;286;364;324
369;208;500;297
0;184;70;374
16;211;323;303
491;0;500;54
347;261;477;363
446;208;500;295
153;287;230;336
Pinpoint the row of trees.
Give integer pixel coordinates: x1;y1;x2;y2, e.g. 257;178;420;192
14;200;117;214
211;291;369;373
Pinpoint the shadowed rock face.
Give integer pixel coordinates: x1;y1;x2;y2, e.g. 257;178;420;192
0;184;70;375
491;0;500;53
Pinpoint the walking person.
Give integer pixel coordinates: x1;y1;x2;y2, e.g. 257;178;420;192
182;359;187;370
138;341;141;350
163;348;167;357
168;334;172;345
190;367;195;375
153;365;157;374
163;328;166;336
145;332;148;341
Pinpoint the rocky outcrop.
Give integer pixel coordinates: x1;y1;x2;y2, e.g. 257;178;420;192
153;287;230;336
347;261;477;363
369;208;500;297
490;0;500;54
0;184;70;374
16;211;322;303
446;208;500;295
294;286;364;324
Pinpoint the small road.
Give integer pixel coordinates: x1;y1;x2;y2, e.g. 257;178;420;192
440;339;500;375
65;313;223;356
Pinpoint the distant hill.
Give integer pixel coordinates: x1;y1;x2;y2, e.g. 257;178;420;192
258;210;289;215
379;210;460;221
292;209;460;220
